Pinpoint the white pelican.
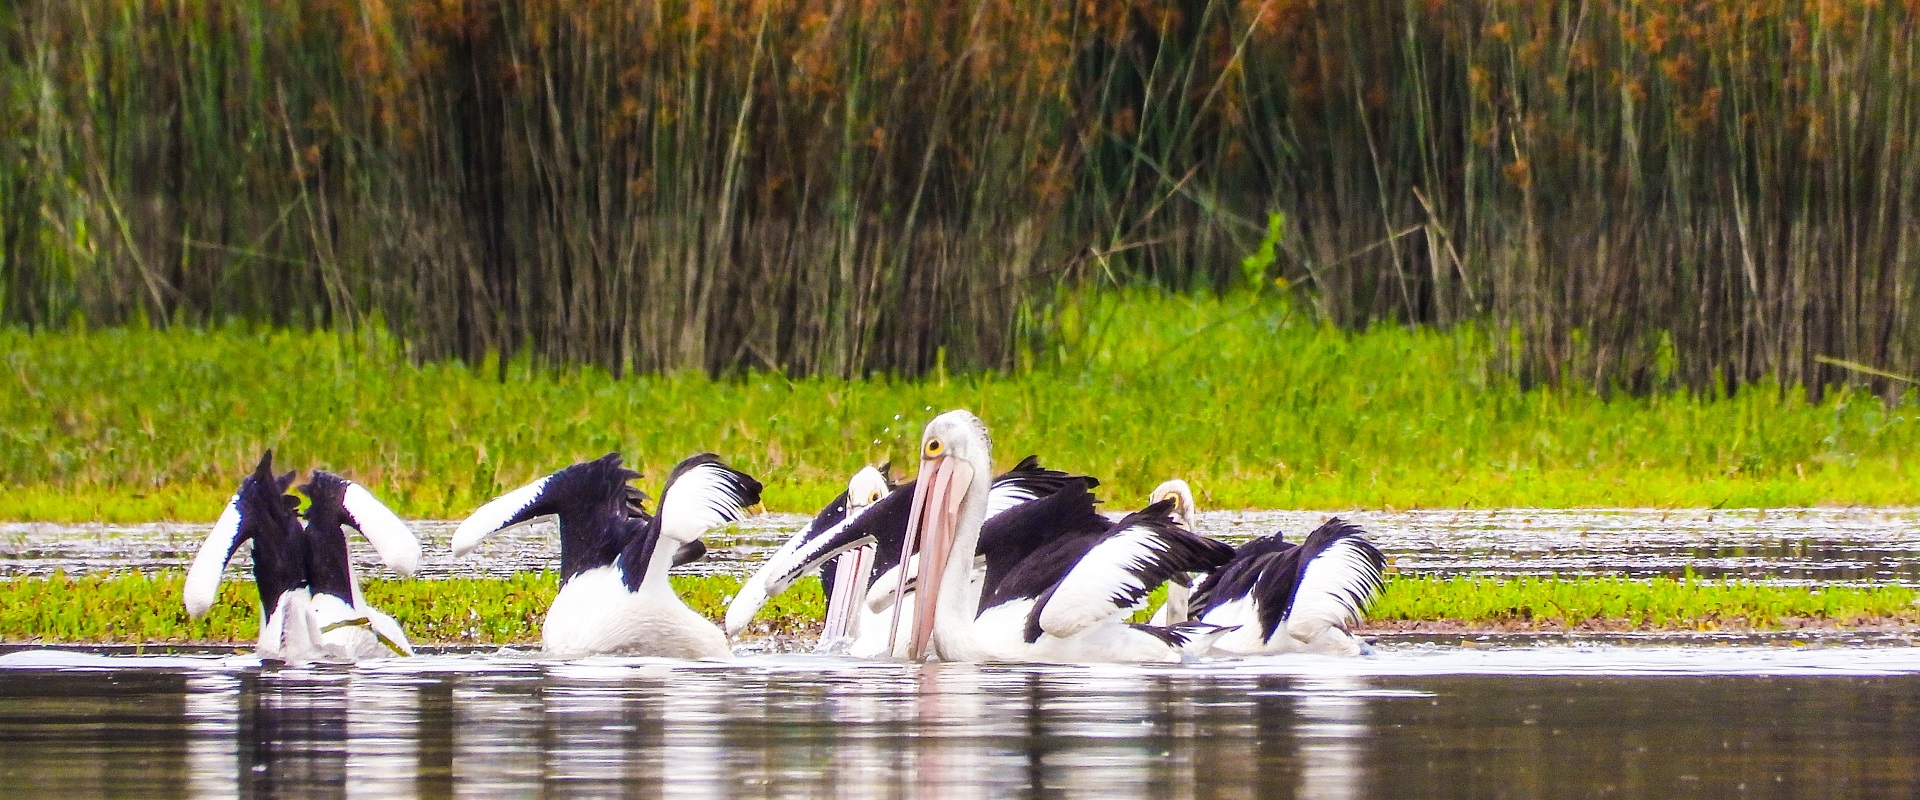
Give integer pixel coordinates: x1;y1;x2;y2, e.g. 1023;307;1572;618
183;451;420;662
1185;518;1386;656
817;465;891;646
1146;478;1198;627
890;410;1235;662
453;452;760;658
723;455;1091;656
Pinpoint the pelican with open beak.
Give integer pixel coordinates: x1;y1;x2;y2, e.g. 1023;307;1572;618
817;466;891;645
892;411;1235;662
724;456;1092;657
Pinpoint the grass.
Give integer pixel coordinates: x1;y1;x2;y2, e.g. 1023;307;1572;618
5;292;1919;523
5;572;1915;647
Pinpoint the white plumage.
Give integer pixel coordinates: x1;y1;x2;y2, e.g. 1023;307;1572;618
452;475;550;557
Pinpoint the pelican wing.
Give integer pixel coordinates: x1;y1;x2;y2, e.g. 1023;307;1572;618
975;481;1111;609
655;454;764;543
452;453;647;585
185;451;292;617
183;493;244;618
451;474;553;557
1025;501;1235;643
338;480;421;578
1259;518;1386;643
1189;533;1296;615
984;455;1094;519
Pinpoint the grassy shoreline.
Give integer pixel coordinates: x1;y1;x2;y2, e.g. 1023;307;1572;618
7;294;1919;523
5;573;1917;647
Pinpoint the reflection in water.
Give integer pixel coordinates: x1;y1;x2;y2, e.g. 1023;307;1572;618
1292;677;1368;800
346;675;419;797
3;653;1920;797
453;671;543;795
183;674;239;797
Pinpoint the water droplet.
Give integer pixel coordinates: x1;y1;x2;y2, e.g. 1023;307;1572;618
893;414;902;421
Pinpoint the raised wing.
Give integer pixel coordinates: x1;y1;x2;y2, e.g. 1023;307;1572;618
452;453;643;582
183;493;244;618
339;480;421;577
451;474;555;557
654;454;763;543
1259;518;1386;643
304;469;420;579
1024;500;1235;643
984;455;1095;519
1189;533;1297;615
185;450;302;618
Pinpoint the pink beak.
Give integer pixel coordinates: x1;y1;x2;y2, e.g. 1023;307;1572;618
890;455;973;660
821;544;872;641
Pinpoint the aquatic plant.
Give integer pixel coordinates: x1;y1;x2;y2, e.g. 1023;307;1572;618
2;572;1915;646
1370;575;1920;630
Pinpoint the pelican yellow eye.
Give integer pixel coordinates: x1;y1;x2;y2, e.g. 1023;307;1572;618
924;438;944;457
1161;493;1179;504
867;491;883;503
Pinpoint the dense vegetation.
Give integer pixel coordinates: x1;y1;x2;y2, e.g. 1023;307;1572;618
4;1;1918;394
5;572;1913;646
7;293;1918;522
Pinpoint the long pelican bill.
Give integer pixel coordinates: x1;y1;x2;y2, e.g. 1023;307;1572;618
898;455;974;661
821;544;873;641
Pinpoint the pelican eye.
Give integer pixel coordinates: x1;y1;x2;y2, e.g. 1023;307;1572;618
867;491;883;503
924;438;944;457
1161;492;1179;504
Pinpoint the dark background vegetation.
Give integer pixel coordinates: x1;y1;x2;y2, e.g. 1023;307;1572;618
3;0;1916;396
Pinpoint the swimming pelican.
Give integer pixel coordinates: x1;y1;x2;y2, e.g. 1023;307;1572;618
453;453;761;658
723;456;1090;656
817;465;892;645
1185;518;1386;656
1146;479;1198;627
890;410;1235;662
183;451;420;662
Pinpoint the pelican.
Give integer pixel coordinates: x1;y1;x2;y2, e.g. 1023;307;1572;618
1185;518;1386;656
1146;479;1198;627
183;451;420;662
890;410;1235;662
817;465;892;646
723;456;1090;656
453;452;761;658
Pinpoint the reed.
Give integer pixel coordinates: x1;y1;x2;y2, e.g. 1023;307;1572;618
3;572;1914;646
5;2;1918;394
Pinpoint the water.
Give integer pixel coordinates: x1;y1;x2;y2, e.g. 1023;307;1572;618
2;646;1919;797
8;508;1920;796
9;507;1920;585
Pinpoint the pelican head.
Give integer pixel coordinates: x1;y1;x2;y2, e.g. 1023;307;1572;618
896;410;994;660
847;465;890;511
1150;479;1197;530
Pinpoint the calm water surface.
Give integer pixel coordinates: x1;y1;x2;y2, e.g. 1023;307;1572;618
8;507;1920;585
2;646;1919;798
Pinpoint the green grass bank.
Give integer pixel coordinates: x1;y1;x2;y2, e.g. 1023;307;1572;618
6;293;1919;523
5;573;1916;647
